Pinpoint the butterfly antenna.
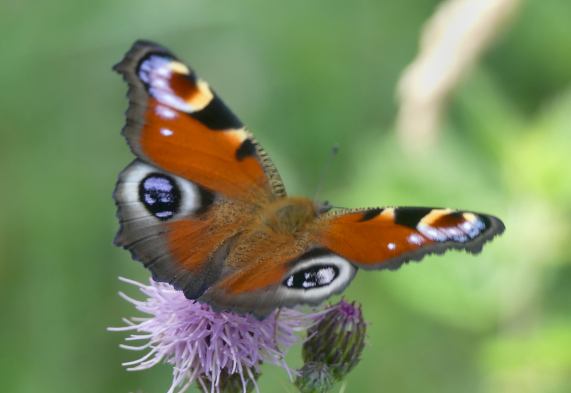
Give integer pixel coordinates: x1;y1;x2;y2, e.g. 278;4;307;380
314;144;339;202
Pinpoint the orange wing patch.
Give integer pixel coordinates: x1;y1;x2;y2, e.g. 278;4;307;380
317;208;433;266
166;218;218;273
142;98;268;199
166;211;246;274
220;261;288;294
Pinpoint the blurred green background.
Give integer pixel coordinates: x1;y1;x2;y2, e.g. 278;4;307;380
1;0;570;392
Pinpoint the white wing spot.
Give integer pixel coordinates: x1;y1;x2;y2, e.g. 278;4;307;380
317;267;337;284
156;105;177;119
408;234;424;245
160;128;174;136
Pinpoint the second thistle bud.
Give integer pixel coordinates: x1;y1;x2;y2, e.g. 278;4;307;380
302;300;366;380
295;362;334;393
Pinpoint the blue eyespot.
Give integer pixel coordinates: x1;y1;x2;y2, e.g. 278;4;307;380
139;174;180;220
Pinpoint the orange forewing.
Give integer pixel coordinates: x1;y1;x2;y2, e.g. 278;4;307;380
316;209;434;265
141;98;269;200
114;40;277;202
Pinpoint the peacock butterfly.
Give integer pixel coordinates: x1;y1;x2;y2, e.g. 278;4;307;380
113;40;505;318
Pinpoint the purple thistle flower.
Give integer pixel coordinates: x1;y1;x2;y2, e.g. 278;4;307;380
110;277;321;393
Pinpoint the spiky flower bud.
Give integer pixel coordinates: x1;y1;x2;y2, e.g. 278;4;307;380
295;362;334;393
302;300;366;380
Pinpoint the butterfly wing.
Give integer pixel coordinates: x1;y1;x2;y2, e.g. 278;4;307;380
113;41;284;298
315;207;505;269
114;40;285;201
200;246;358;318
198;206;504;317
